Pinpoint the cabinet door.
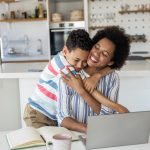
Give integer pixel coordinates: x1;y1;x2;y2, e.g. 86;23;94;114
0;79;21;130
19;78;38;127
119;77;150;112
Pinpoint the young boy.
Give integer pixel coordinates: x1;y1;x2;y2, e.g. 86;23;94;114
23;29;93;128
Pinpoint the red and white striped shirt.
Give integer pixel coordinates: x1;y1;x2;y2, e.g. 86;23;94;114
29;52;76;120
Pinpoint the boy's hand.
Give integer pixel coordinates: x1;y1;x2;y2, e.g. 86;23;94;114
83;75;98;94
61;68;85;95
84;67;113;94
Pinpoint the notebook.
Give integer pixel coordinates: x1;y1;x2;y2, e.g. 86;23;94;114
84;111;150;150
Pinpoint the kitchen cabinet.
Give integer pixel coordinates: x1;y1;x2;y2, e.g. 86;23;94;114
0;79;21;131
0;62;45;130
0;77;39;130
19;78;38;127
47;0;86;56
48;0;84;22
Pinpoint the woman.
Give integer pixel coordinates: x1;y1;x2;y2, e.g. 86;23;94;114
59;26;130;132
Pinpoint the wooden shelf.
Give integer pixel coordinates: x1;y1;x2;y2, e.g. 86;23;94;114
119;9;150;14
89;25;118;30
0;0;15;3
0;18;47;23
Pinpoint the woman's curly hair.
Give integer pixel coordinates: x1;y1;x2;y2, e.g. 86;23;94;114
92;26;130;69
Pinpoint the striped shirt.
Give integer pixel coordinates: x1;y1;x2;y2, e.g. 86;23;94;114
57;70;119;125
29;52;76;120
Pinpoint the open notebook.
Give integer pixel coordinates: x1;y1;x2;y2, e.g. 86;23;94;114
6;126;79;149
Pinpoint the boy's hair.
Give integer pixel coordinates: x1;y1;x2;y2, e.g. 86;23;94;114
66;29;92;52
92;26;130;70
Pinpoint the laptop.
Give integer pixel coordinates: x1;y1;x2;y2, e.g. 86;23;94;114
83;111;150;150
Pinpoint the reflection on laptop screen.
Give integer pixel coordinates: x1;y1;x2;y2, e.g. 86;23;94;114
86;111;150;150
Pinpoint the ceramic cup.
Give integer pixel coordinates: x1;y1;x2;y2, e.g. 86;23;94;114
52;133;72;150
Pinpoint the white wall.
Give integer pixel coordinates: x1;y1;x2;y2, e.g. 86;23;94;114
87;0;150;55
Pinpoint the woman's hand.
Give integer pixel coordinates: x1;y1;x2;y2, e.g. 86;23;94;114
61;68;85;95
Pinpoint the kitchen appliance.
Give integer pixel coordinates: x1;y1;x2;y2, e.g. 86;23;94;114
49;21;85;56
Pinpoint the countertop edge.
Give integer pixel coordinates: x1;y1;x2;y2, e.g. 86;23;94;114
0;70;150;79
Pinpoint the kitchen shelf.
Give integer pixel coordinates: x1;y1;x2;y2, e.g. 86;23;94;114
89;25;118;30
0;0;15;3
53;0;81;2
119;9;150;14
0;18;47;23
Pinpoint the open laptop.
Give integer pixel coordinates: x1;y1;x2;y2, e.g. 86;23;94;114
82;111;150;150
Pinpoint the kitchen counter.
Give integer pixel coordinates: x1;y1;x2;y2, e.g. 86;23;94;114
118;60;150;76
2;54;49;62
0;61;48;78
0;60;150;130
0;60;150;78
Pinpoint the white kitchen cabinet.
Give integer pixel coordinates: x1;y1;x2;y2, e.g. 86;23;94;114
119;76;150;112
0;79;21;131
19;78;38;127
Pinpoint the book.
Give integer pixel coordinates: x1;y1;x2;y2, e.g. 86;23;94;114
6;126;80;150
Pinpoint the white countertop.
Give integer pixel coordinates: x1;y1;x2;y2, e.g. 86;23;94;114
118;60;150;77
1;131;150;150
0;60;150;78
0;61;48;78
2;54;49;62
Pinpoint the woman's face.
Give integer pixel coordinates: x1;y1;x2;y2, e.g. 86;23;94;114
87;38;116;69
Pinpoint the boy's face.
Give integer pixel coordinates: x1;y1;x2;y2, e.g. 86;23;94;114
63;47;89;72
87;38;115;69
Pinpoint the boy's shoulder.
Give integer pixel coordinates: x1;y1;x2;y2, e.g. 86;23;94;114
47;52;76;76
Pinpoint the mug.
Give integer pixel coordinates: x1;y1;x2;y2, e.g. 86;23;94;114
52;133;72;150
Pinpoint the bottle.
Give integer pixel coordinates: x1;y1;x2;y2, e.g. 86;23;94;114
38;2;44;18
35;7;39;18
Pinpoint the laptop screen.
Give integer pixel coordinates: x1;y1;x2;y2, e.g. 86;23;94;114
86;111;150;150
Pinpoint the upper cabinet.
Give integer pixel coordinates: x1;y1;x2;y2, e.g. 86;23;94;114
48;0;84;23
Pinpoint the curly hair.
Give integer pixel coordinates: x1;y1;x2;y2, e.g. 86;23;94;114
66;29;92;52
92;26;130;69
